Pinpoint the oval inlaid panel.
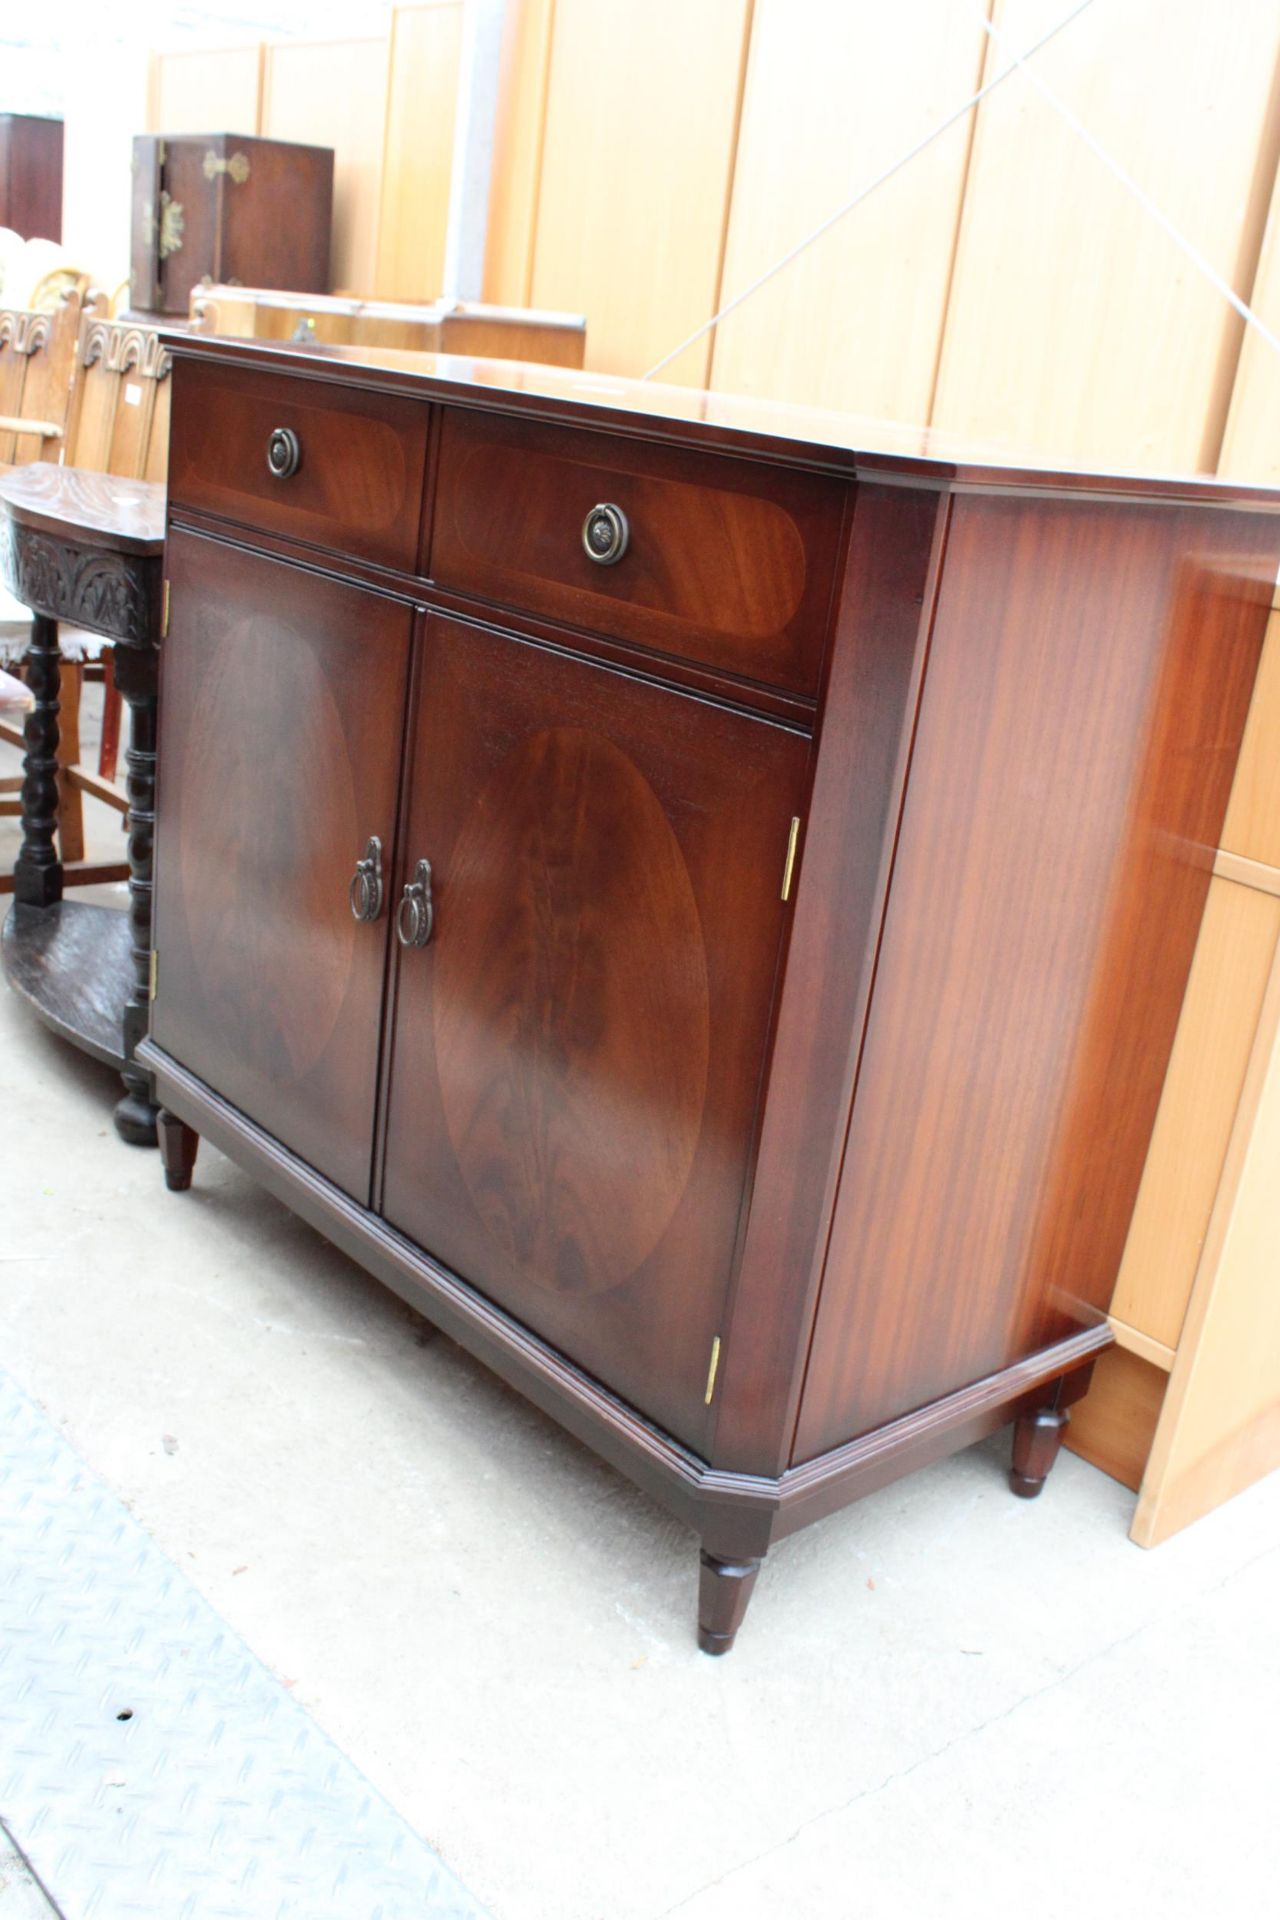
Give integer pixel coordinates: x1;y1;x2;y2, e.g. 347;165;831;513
433;726;711;1295
179;622;359;1085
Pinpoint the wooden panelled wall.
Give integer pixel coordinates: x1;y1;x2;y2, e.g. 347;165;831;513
149;0;1280;1537
152;0;1280;465
148;4;465;298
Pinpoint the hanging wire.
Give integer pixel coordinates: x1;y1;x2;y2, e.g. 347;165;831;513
641;0;1099;381
977;10;1280;365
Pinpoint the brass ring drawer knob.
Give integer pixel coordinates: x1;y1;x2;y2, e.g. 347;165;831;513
397;858;434;948
267;426;301;479
582;502;629;566
349;835;383;923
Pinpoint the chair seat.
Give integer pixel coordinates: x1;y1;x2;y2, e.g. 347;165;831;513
0;664;32;711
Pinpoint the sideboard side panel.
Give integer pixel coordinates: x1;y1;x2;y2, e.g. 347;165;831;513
795;494;1280;1461
710;482;949;1475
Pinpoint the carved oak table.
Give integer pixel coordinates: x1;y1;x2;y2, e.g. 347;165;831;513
0;462;165;1143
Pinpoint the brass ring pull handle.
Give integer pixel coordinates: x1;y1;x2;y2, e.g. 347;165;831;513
267;426;301;479
582;502;629;566
349;836;384;923
396;859;434;948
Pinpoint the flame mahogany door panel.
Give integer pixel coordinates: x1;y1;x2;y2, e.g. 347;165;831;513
379;615;809;1448
152;531;411;1202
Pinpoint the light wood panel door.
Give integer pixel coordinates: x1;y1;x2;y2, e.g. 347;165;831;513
1134;926;1280;1543
932;0;1280;470
1220;163;1280;484
710;0;987;419
529;0;752;384
152;532;411;1202
150;46;263;137
380;615;808;1448
262;36;389;292
375;3;464;300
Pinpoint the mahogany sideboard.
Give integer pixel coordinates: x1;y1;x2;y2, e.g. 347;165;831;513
136;336;1280;1651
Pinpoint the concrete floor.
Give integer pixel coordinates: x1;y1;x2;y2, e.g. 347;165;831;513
2;700;1279;1919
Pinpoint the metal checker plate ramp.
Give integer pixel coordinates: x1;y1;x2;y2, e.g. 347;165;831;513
0;1369;488;1920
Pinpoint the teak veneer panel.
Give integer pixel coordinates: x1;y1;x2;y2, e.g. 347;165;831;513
932;0;1280;471
1063;1346;1167;1493
374;4;464;302
711;0;986;418
261;38;386;293
795;496;1280;1460
529;0;752;384
1133;925;1280;1544
1221;606;1280;868
1111;875;1280;1353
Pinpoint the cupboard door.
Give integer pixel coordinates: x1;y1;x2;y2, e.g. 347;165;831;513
379;616;809;1447
152;531;411;1200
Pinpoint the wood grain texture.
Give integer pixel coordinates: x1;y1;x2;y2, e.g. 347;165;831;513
795;494;1280;1460
136;134;331;318
1111;875;1280;1351
1221;605;1280;866
431;408;846;695
379;614;808;1448
1062;1345;1167;1492
529;0;752;383
711;483;943;1476
375;3;463;300
711;1;986;418
167;357;428;569
261;38;386;292
483;0;557;306
151;531;411;1202
149;47;263;138
932;0;1280;470
0;293;83;469
1220;141;1280;484
189;284;586;366
0;900;131;1068
1133;921;1280;1543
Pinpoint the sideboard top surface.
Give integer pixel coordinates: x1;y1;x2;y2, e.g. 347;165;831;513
163;332;1280;509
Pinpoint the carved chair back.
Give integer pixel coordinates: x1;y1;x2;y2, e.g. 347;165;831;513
0;289;95;468
63;315;172;484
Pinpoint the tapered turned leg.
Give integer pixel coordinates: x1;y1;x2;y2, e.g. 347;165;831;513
697;1550;761;1656
14;614;63;908
1009;1404;1070;1498
157;1109;199;1191
111;644;159;1146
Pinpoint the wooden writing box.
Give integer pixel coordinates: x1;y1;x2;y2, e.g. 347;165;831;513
130;134;333;319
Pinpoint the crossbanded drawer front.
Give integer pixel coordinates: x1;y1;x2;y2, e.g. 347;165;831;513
167;358;429;571
431;408;846;697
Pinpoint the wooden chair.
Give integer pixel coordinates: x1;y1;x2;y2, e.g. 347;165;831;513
0;312;171;892
0;285;91;467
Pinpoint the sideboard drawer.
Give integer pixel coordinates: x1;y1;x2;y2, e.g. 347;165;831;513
431;409;847;696
167;358;429;570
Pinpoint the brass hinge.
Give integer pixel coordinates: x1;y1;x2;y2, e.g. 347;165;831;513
781;816;801;901
704;1335;722;1406
204;150;250;185
161;578;170;638
149;950;158;1000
